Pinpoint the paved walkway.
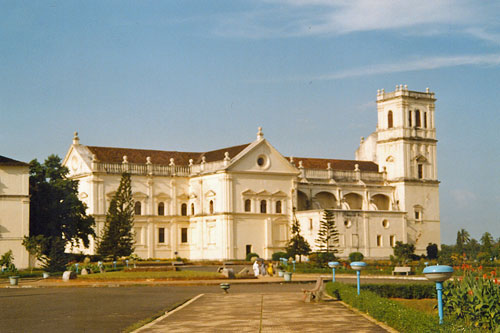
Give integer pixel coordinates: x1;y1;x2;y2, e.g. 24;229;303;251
135;292;392;333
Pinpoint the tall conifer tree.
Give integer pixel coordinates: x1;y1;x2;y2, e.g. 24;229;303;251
315;209;340;255
286;208;311;262
97;173;135;259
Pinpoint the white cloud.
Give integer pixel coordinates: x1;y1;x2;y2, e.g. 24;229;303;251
215;0;497;39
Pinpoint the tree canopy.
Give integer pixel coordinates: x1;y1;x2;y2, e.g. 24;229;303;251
285;208;311;262
27;155;95;271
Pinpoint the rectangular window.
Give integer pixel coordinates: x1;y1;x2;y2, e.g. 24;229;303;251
181;227;188;243
424;112;427;128
376;235;382;247
158;228;165;243
408;111;412;127
390;235;396;247
309;218;313;230
417;164;423;179
246;244;252;256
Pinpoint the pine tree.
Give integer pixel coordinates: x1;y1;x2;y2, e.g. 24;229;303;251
97;173;135;260
315;209;340;255
286;208;311;262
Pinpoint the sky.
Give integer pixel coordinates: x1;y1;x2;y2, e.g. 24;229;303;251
1;0;499;244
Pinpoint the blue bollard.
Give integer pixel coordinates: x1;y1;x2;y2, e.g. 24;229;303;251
350;261;367;295
125;259;129;268
356;270;361;295
75;263;79;273
292;260;296;272
328;262;339;282
436;282;444;324
113;261;117;269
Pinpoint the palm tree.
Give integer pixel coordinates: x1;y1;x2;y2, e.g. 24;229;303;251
456;229;470;256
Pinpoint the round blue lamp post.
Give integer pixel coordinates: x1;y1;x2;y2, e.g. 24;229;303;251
328;261;339;282
75;263;79;274
423;265;454;324
350;261;367;295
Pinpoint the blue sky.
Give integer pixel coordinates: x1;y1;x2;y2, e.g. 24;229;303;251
1;0;499;244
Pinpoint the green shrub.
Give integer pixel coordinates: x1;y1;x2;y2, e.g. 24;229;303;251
443;269;500;330
361;283;436;299
308;252;336;267
348;252;364;262
326;282;475;332
271;252;288;261
245;252;259;262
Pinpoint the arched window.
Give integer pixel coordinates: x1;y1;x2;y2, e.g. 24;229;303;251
415;110;421;127
209;200;214;214
181;203;187;216
417;164;424;179
387;110;393;128
191;203;195;215
275;201;282;213
260;200;267;213
244;199;251;212
408;110;412;127
134;202;142;215
157;202;164;216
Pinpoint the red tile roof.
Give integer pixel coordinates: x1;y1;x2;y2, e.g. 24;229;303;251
289;157;379;172
87;143;251;165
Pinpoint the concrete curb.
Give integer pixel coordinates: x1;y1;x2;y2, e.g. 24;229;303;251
132;293;205;333
337;299;399;333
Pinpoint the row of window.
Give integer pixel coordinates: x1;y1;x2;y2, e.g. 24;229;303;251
134;201;215;216
157;227;188;244
376;234;396;247
244;199;282;214
387;110;429;129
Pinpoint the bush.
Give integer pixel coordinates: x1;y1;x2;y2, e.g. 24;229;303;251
271;252;288;261
348;252;364;262
245;252;259;262
361;283;436;299
326;282;474;332
308;252;336;267
443;268;500;330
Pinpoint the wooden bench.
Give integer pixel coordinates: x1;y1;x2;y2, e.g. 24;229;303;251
392;266;411;275
302;277;326;303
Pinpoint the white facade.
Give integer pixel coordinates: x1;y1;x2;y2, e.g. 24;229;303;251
0;156;30;268
64;86;440;260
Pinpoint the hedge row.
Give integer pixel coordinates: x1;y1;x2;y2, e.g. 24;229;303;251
326;282;478;333
361;283;436;299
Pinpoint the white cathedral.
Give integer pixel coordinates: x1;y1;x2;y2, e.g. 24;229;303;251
63;86;440;260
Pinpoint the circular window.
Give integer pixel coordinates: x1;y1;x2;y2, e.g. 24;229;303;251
382;220;389;229
344;220;352;228
256;155;269;169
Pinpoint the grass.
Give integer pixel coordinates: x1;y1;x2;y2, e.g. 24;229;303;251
391;298;437;315
78;270;225;280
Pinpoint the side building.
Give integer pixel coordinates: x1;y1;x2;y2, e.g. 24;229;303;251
0;156;30;268
63;86;440;260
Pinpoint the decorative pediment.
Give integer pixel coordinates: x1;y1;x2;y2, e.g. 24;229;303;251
413;155;428;163
257;190;271;196
189;193;198;199
177;193;189;200
205;190;216;197
386;155;395;163
155;192;171;200
272;190;287;197
241;189;256;196
133;191;148;199
79;192;88;199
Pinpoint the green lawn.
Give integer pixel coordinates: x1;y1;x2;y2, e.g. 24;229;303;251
79;270;225;280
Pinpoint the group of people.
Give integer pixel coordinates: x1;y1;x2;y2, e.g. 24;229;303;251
252;258;274;277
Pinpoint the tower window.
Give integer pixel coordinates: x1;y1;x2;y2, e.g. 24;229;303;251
181;203;187;216
408;111;412;127
415;110;421;127
260;200;267;213
191;203;195;215
387;110;393;128
423;112;427;128
158;228;165;243
309;218;313;230
158;202;165;216
181;227;188;243
275;200;282;213
417;164;424;179
134;202;142;215
209;200;214;214
244;199;251;212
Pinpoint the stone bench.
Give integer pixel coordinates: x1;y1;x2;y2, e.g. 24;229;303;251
302;276;326;302
392;266;411;275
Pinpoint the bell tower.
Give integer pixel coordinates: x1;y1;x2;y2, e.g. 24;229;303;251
375;85;440;253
